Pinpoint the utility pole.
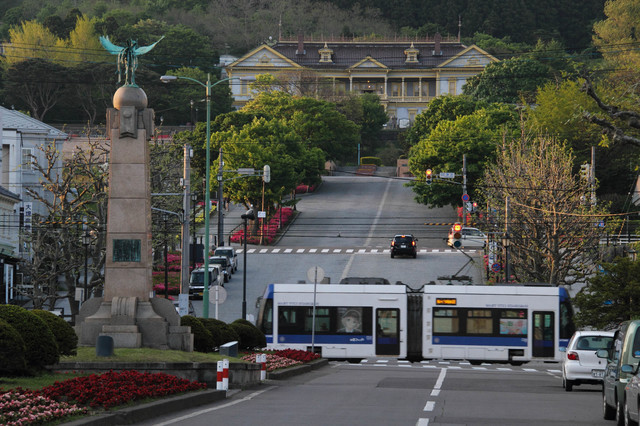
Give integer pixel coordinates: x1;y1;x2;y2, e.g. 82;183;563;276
217;147;224;247
591;146;596;206
181;145;191;295
462;154;467;227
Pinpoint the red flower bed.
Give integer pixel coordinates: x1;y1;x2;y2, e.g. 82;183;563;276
36;370;207;410
230;207;295;245
274;349;321;363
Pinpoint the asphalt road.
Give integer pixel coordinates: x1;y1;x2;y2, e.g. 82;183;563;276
137;360;606;426
193;175;484;323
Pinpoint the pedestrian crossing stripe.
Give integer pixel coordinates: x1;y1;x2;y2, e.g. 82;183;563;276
234;247;481;254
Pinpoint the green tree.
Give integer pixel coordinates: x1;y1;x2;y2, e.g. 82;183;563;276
463;57;552;104
403;95;480;150
335;93;388;157
409;105;518;208
213;117;325;231
480;135;608;286
574;257;640;329
242;91;360;163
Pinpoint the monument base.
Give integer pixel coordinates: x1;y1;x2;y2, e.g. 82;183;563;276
76;296;193;352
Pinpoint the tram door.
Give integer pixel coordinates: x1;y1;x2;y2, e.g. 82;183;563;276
376;308;400;355
532;311;555;357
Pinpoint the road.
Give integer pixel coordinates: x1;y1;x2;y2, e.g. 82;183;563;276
139;360;605;426
193;175;485;323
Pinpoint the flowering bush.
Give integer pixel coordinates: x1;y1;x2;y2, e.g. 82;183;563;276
0;389;87;425
230;207;295;245
241;349;320;372
274;349;321;363
37;370;207;410
241;353;302;372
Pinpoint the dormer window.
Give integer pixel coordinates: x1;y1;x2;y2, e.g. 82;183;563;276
319;43;333;63
404;42;419;63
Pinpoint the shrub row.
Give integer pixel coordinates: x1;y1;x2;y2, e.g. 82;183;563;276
0;305;78;375
180;316;266;353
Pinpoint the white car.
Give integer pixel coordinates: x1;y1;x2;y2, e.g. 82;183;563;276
561;330;614;391
214;246;238;272
447;226;487;249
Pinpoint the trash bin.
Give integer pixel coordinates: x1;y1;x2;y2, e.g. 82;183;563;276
96;335;114;357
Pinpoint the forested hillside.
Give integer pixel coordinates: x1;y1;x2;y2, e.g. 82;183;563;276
0;0;605;56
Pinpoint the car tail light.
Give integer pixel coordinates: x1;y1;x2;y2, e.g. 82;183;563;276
567;351;579;361
412;241;416;246
391;241;395;246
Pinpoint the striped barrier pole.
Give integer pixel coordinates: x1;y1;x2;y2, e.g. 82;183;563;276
260;353;267;381
222;358;229;390
216;360;224;390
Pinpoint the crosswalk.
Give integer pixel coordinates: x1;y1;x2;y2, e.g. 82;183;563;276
235;247;481;255
336;358;562;374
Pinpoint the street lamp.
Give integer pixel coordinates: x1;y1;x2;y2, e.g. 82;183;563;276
241;209;255;320
160;74;240;318
502;234;510;283
163;212;169;299
191;192;198;272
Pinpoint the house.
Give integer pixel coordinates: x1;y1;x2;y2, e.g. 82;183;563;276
226;34;497;126
0;185;21;305
0;106;67;260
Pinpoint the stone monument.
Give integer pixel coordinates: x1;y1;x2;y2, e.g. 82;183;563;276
75;37;193;351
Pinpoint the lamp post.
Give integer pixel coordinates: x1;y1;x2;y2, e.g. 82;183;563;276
191;192;198;272
241;210;255;319
163;212;169;299
82;230;91;302
160;74;240;318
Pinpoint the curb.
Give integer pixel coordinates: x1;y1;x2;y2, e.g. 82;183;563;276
63;389;226;426
267;358;329;380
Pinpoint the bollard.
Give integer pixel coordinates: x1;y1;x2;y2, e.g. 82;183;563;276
260;353;267;381
222;358;229;390
216;361;224;390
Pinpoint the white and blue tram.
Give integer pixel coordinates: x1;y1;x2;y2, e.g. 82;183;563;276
256;283;575;364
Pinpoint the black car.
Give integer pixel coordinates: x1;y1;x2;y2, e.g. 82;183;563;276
390;234;417;258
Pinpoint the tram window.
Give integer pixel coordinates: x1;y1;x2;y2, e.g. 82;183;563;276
467;309;493;334
499;309;527;336
560;301;576;339
260;299;273;334
304;308;331;332
434;308;459;333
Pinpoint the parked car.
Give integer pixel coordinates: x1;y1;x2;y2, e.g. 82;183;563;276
599;320;640;424
214;246;238;272
447;226;487;249
189;264;223;299
390;234;417;258
561;330;614;391
208;256;233;282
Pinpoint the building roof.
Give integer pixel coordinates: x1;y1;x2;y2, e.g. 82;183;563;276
272;40;468;69
0;185;20;202
0;106;67;138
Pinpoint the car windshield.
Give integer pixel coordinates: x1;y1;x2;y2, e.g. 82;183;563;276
215;249;233;257
210;258;228;266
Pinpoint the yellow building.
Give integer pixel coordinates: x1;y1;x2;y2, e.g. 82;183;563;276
226;34;497;127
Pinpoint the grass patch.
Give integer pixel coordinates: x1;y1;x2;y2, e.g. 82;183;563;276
61;347;246;363
0;371;94;391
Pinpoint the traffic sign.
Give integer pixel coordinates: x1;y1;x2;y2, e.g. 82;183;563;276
491;263;501;272
462;193;470;202
439;172;455;179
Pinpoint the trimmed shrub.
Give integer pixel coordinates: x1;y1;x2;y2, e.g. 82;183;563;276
0;318;27;375
230;319;266;350
0;305;59;369
32;310;78;356
180;315;214;353
199;318;224;348
360;156;382;166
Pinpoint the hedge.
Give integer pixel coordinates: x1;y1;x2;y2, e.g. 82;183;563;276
0;318;27;375
32;310;78;356
180;315;214;353
0;305;59;369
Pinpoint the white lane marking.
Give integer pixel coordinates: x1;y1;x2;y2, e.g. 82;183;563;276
296;249;305;253
259;249;268;254
152;387;275;425
284;248;292;253
423;401;435;411
472;367;487;370
434;368;447;391
497;368;512;371
416;419;430;426
309;248;317;253
523;368;537;372
430;389;440;397
271;248;280;253
321;249;329;253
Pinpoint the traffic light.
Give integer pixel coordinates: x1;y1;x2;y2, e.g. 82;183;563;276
425;169;433;185
451;223;463;248
580;164;590;181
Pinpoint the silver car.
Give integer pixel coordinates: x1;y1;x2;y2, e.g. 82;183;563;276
561;330;614;391
214;247;238;272
447;226;487;249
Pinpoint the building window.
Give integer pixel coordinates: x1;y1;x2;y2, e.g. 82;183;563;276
21;148;33;171
448;79;457;95
318;43;333;63
391;83;400;97
240;79;249;95
404;42;419;63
